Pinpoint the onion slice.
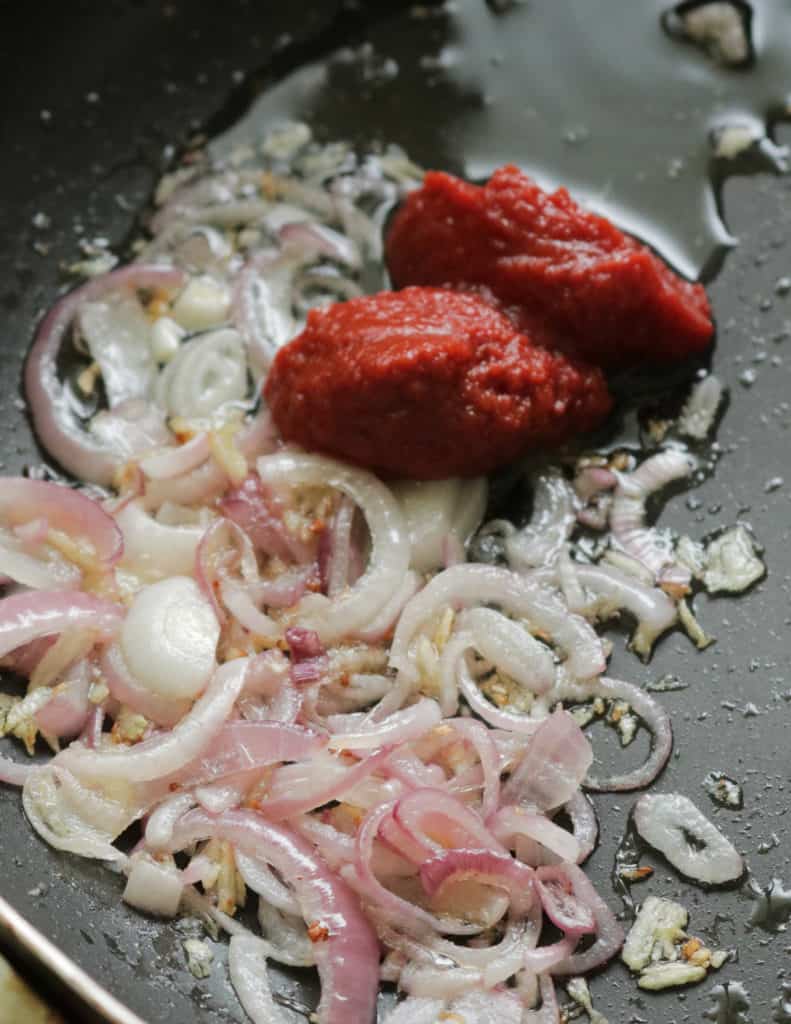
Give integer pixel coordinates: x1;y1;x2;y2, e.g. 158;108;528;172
633;792;744;885
167;808;380;1024
24;264;186;485
257;452;410;643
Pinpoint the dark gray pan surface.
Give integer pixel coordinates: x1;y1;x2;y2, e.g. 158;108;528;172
1;2;791;1021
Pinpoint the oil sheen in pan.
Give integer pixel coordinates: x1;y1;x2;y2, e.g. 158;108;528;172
214;0;791;280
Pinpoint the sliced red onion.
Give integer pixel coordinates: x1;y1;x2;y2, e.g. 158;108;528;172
77;293;157;409
0;478;123;568
633;792;744;884
177;720;324;787
551;677;673;792
102;644;191;727
285;626;325;661
456;649;547;735
279;220;361;269
261;747;389;821
24;264;186;485
390;565;604;688
489;806;581;865
22;764;138;863
120;575;219;701
227;935;289;1024
0;533;80;591
323;495;355;598
502;708;593;811
167;808;380;1024
327;699;441;752
220;472;312;565
394;788;506;858
551;864;624;976
611;450;695;584
114;500;206;580
139;433;211;480
531;562;678;659
446;718;500;821
219;577;279;638
256;901;316;967
58;657;249;783
346;801;494;937
155;328;247;420
564;791;599;864
521;974;560;1023
235;850;300;916
420;849;535;919
535;865;596;936
257;453;410;643
0;590;123;660
34;659;92;739
144;792;197;850
232;250;302;376
455;606;555;694
144;412;277;509
355;570;422;644
504;471;577;571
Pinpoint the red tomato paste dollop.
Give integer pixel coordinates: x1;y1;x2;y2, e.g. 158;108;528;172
386;165;714;369
264;287;611;479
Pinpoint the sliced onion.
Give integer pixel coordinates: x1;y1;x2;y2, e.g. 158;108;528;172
280;220;361;269
535;865;596;936
455;606;555;695
102;644;192;728
232;250;301;375
489;806;581;865
0;590;123;660
34;659;92;739
0;478;123;568
0;532;80;591
390;565;604;687
420;848;535;919
235;850;300;916
139;433;211;480
24;264;186;485
116;499;206;580
502;708;592;811
633;792;744;884
167;808;380;1024
551;863;624;975
0;754;32;787
257;453;410;643
530;562;678;659
155;328;248;419
456;650;547;735
260;748;389;820
58;657;249;783
550;677;673;792
564;791;599;864
611;450;694;584
505;471;577;571
145;792;197;849
327;698;441;752
77;293;157;409
228;934;289;1024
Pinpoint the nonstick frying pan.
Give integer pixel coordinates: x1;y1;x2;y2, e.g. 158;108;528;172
1;2;790;1021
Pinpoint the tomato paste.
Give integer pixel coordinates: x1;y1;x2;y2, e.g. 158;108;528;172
264;287;611;479
386;165;714;368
